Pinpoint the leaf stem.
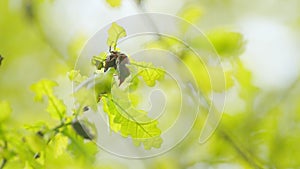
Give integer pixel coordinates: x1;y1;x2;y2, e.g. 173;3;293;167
219;130;264;169
199;89;265;168
0;141;7;169
52;122;72;132
47;121;72;144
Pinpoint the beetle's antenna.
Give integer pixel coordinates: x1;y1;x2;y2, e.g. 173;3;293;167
109;46;112;53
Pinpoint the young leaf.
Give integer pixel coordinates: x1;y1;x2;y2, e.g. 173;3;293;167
91;52;107;70
46;97;66;120
102;95;162;150
106;0;122;8
26;134;46;153
94;68;115;95
31;80;57;101
68;70;87;83
131;61;165;87
48;133;68;158
63;127;98;163
31;80;66;120
73;69;115;114
74;87;98;114
107;23;126;49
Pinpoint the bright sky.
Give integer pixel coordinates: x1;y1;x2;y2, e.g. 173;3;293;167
239;17;300;90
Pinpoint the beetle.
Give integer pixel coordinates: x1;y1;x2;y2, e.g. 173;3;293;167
104;47;130;85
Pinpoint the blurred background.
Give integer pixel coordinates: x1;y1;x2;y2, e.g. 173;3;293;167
1;0;300;168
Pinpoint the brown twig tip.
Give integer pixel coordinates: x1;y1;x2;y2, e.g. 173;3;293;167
0;55;4;66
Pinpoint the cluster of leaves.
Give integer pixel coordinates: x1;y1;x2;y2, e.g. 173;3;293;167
3;0;299;168
92;23;130;85
141;11;266;168
73;23;166;150
139;4;300;169
0;79;98;169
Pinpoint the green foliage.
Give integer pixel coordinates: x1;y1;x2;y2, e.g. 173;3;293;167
67;70;87;83
72;23;166;149
74;87;98;114
178;4;203;31
102;95;162;150
31;80;66;121
179;5;203;24
207;29;245;58
48;133;68;158
67;35;87;66
232;60;259;108
94;68;115;95
182;51;234;93
0;101;12;122
131;61;165;87
97;61;165;149
91;52;107;71
1;0;299;168
62;126;98;163
107;22;126;49
106;0;122;8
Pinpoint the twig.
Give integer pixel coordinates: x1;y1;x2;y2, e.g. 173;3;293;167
46;122;72;144
219;130;264;169
0;159;7;169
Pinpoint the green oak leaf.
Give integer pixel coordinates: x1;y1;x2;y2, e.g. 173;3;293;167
94;68;115;95
107;22;126;49
91;52;107;70
102;95;162;150
48;133;68;158
131;61;165;87
68;70;87;83
73;69;114;113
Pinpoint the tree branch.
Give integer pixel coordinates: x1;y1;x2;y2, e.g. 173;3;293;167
0;159;7;169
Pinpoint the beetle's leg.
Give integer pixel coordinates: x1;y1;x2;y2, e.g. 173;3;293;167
109;46;112;53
